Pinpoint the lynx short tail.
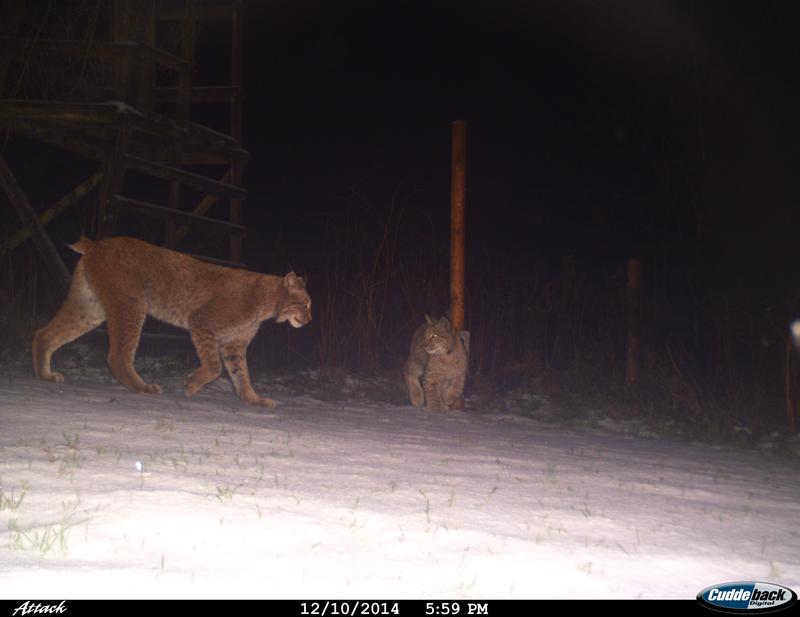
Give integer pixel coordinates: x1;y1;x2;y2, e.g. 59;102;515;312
68;236;95;255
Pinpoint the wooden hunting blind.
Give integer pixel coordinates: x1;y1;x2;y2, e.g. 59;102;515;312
0;0;249;286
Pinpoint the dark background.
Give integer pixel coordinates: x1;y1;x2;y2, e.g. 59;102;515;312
2;0;800;435
240;0;798;275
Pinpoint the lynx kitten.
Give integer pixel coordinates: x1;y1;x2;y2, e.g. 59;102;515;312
33;236;311;407
403;315;467;412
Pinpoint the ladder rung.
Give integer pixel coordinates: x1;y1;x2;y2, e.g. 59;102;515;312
123;154;247;199
112;195;247;237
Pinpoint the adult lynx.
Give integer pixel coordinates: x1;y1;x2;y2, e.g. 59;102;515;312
33;236;311;407
403;315;467;412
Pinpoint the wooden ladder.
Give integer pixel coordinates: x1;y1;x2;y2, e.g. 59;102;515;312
0;1;249;270
97;0;248;265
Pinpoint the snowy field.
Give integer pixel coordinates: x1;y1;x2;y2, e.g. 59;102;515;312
1;366;799;599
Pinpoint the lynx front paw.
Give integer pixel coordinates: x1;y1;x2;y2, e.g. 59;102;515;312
423;392;449;412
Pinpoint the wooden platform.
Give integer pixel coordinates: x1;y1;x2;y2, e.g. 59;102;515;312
0;100;248;166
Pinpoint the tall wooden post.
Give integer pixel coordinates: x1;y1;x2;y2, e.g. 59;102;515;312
625;257;642;392
450;121;467;411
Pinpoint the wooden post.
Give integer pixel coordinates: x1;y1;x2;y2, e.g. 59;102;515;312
97;123;130;239
112;0;132;103
165;181;181;248
166;0;196;249
176;0;196;125
625;258;642;391
450;120;467;411
450;120;466;331
230;0;244;145
137;0;157;113
0;157;70;291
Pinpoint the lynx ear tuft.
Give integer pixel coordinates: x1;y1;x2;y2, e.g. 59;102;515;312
425;314;435;325
283;272;301;289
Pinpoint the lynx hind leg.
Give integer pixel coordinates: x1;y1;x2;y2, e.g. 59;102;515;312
221;342;276;408
33;261;105;383
103;299;162;394
403;364;425;407
184;329;222;397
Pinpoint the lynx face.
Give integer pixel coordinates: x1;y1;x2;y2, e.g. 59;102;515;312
275;274;312;328
422;317;455;355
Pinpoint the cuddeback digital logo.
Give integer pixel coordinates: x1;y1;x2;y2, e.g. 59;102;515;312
697;582;797;613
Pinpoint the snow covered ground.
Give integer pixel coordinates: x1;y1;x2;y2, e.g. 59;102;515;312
1;366;799;599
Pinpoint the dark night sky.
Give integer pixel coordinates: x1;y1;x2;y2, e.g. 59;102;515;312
222;0;800;299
